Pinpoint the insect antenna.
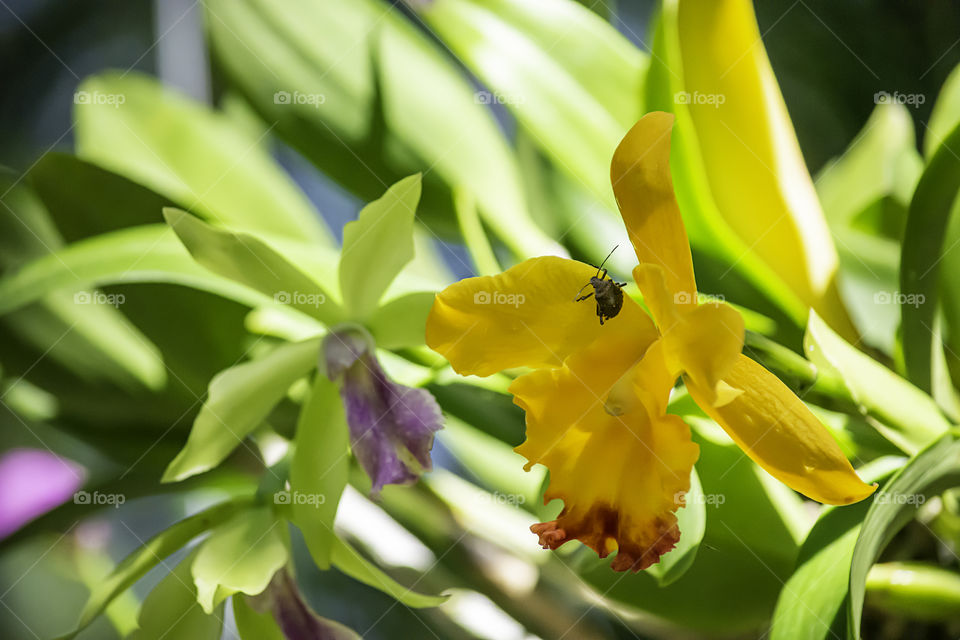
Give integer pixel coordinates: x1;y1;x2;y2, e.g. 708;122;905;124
595;245;619;277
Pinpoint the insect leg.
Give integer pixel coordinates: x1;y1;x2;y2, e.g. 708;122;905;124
575;291;594;302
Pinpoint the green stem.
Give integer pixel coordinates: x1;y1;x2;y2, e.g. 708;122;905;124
866;562;960;622
454;186;501;277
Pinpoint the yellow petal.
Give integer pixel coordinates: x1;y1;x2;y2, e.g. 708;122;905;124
511;331;698;571
633;263;745;405
426;256;656;376
676;0;856;340
686;354;876;505
611;111;698;302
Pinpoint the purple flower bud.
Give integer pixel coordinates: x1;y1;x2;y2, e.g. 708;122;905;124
323;327;442;494
250;569;360;639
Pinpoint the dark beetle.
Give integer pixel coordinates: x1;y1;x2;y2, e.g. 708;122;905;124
574;246;626;325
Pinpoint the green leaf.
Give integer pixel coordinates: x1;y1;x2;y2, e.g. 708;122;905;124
848;435;960;639
74;72;332;244
804;311;949;454
646;468;705;587
415;0;645;201
192;506;289;614
164;208;344;325
128;550;223;640
899;121;960;392
289;375;349;569
56;499;249;640
163;338;321;482
365;291;435;350
925;62;960;158
769;456;902;640
330;538;448;608
233;596;285;640
205;0;560;259
339;175;420;319
0;225;269;315
0;176;167;392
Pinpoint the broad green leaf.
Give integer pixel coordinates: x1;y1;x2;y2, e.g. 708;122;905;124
814;103;921;352
804;311;949;454
233;596;285;640
163;337;321;482
365;291;435;350
289;375;348;569
339;175;420;319
330;538;448;608
204;0;561;259
900;122;960;392
164;208;344;325
416;0;641;204
769;457;902;640
192;506;289;613
817;103;922;231
646;468;705;587
848;435;960;639
74;72;332;244
0;176;166;392
0;225;267;315
57;500;249;639
925;62;960;158
128;551;223;640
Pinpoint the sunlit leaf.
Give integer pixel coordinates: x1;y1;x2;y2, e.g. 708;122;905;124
339;175;420;319
74;72;332;244
56;500;250;639
192;506;289;614
128;550;223;640
163;338;321;482
164;208;344;325
289;374;348;569
330;538;448;608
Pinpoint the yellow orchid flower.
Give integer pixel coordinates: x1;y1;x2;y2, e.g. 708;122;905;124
425;112;875;572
